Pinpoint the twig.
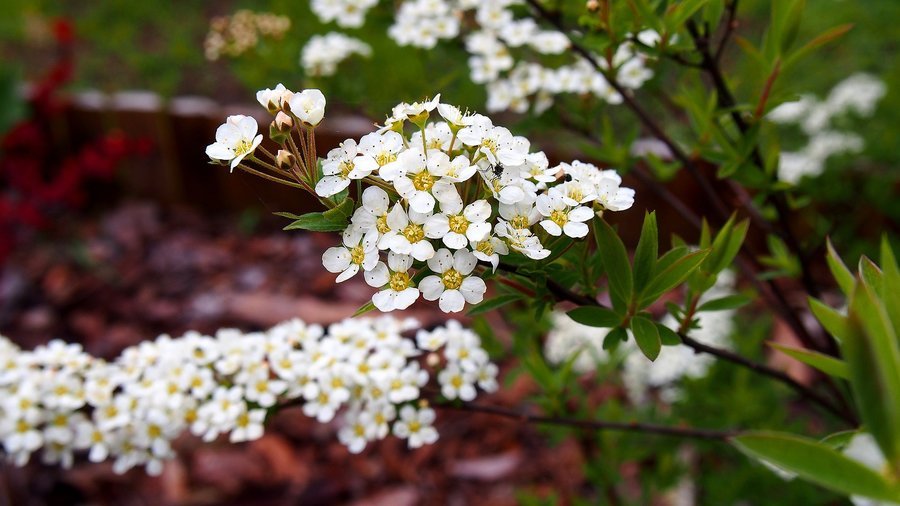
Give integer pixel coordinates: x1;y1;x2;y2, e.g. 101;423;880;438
436;402;738;440
517;264;857;426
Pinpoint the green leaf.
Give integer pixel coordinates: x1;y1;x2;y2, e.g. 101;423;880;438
820;430;858;450
768;342;849;379
732;431;900;501
706;216;749;275
567;306;623;328
860;257;884;298
656;323;682;346
654;246;691;273
697;294;752;312
847;280;900;473
323;197;355;222
880;237;900;338
283;213;348;232
784;24;854;70
826;239;855;296
809;297;849;342
641;249;710;306
630;315;661;361
602;326;628;351
593;217;633;309
353;301;376;317
468;294;523;316
632;212;659;292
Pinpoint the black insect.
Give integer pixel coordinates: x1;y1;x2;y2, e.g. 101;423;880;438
491;162;505;176
563;174;573;182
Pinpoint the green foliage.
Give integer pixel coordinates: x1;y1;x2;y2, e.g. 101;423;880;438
276;197;354;232
733;431;900;501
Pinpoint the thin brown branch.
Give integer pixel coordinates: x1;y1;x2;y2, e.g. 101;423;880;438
436;402;738;440
519;265;857;426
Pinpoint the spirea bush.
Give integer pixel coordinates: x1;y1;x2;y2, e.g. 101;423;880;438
5;1;900;503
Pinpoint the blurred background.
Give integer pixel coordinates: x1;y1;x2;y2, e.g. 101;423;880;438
0;0;897;504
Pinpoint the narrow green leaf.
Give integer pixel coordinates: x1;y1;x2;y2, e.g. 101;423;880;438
641;250;710;306
820;430;858;450
847;281;900;472
656;323;682;346
768;342;849;379
633;212;659;292
353;301;376;317
733;431;900;501
283;213;348;232
785;24;854;70
706;217;749;275
630;315;662;361
654;246;691;274
809;297;849;342
273;211;303;220
698;294;752;312
593;217;633;308
826;239;855;296
567;306;622;328
859;256;884;295
468;294;523;316
880;237;900;338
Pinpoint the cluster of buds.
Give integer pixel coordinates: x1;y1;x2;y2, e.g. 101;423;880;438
207;86;635;314
204;10;291;61
0;317;497;474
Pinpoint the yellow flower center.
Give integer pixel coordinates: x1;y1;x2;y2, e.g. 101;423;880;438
510;215;530;229
402;223;425;243
476;240;494;256
408;421;422;433
376;215;391;234
237;413;249;428
442;269;463;290
375;152;397;166
481;138;498;153
350;245;366;265
427;138;444;150
339;160;355;178
234;138;254;156
412;171;435;191
389;271;411;291
568;186;584;202
550;209;569;227
354;424;366;437
448;215;469;234
148;424;162;439
451;376;463;388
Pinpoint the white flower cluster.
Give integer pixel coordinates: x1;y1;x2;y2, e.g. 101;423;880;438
543;311;610;374
301;32;373;77
204;10;291;61
543;271;736;405
768;73;887;183
0;317;497;473
306;0;659;113
311;0;379;28
315;94;635;313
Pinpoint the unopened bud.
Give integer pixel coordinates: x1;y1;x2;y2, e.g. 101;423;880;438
586;0;600;11
275;111;293;132
276;149;295;171
269;121;289;144
426;352;441;368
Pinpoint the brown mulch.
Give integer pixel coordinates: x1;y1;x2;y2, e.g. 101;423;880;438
0;201;605;506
